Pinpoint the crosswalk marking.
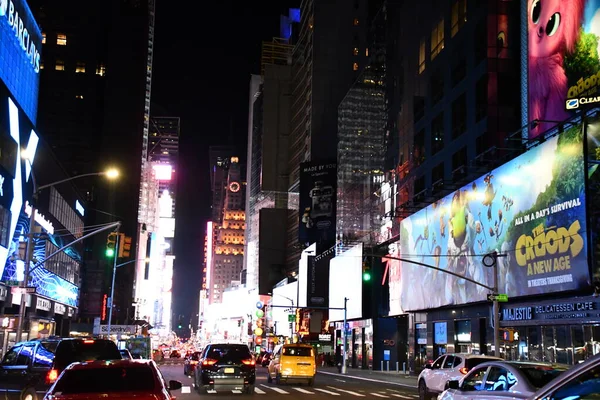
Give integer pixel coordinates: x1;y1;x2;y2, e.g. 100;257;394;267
314;388;341;396
254;387;267;394
260;384;289;394
390;394;413;399
327;386;366;397
371;393;390;398
292;387;315;394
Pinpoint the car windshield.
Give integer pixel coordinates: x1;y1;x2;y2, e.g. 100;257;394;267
54;340;122;370
465;358;498;369
516;365;567;388
52;365;157;394
207;345;251;360
282;346;312;357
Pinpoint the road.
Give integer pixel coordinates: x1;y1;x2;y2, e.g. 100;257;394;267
159;364;420;399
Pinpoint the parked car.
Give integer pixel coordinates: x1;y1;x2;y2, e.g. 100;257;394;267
0;337;122;400
417;353;502;400
194;343;256;394
184;351;202;376
43;359;182;400
267;343;316;386
531;352;600;399
439;360;568;400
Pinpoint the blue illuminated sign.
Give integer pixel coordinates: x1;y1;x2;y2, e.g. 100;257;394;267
0;0;41;123
30;267;78;307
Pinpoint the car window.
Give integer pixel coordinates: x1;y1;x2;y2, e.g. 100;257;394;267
52;365;157;393
465;357;495;369
33;343;55;367
453;356;462;367
443;356;456;369
206;345;251;360
550;365;600;400
1;346;22;366
432;356;445;369
16;345;34;366
54;340;122;370
461;367;488;391
283;346;312;357
484;367;516;391
518;365;567;389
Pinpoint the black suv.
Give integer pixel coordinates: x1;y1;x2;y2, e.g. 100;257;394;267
0;337;121;400
194;343;256;394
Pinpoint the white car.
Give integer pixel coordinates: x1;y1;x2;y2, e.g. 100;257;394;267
418;353;502;400
438;360;568;400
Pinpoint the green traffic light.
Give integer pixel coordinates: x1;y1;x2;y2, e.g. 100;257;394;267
363;272;371;281
106;248;115;257
178;324;182;329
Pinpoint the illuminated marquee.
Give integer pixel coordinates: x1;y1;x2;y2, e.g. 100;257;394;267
24;201;55;234
0;0;41;73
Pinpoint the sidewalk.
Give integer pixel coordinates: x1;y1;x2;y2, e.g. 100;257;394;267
317;365;418;388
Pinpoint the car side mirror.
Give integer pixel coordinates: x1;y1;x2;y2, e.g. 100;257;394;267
447;380;460;390
169;380;183;391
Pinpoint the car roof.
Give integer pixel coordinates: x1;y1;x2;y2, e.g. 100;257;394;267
443;353;502;359
65;359;154;370
471;360;570;370
283;343;312;348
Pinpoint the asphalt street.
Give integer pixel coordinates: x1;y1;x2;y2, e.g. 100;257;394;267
158;364;420;399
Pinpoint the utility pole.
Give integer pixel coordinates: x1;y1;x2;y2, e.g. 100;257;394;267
107;230;120;338
342;297;348;374
15;200;37;342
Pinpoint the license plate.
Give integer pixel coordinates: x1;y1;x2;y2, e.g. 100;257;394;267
224;367;235;374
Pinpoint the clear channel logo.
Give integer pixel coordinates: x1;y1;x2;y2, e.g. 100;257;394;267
566;99;579;110
0;0;7;17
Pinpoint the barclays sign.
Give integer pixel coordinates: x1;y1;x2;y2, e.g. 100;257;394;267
0;0;41;73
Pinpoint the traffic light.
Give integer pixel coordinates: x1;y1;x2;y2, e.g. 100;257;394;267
178;324;182;329
118;234;132;258
362;262;371;281
106;232;117;257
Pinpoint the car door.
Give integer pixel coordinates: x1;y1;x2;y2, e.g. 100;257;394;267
3;344;34;400
438;355;458;391
428;355;447;392
541;363;600;399
452;366;490;400
270;346;282;377
0;345;22;400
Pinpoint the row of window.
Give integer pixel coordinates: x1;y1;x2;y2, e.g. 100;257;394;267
42;32;67;46
44;60;106;76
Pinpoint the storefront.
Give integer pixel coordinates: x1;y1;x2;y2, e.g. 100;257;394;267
500;295;600;365
334;318;373;369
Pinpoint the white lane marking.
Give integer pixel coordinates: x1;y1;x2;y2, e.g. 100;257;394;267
232;390;242;394
371;394;390;398
314;388;341;396
318;371;416;389
327;386;366;397
335;379;347;382
390;394;413;399
207;390;217;393
255;387;267;394
260;384;289;394
181;386;191;394
292;387;315;394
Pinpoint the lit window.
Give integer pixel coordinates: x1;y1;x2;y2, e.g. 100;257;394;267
353;62;359;71
75;62;85;73
55;60;65;71
353;18;359;26
75;95;84;100
96;64;106;76
451;0;467;37
353;47;359;56
365;48;369;56
42;33;46;44
431;18;445;59
57;34;67;46
418;39;426;74
40;62;44;70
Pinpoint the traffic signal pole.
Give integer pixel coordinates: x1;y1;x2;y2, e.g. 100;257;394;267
107;230;120;338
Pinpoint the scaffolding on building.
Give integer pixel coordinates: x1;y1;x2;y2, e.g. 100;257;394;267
260;38;293;76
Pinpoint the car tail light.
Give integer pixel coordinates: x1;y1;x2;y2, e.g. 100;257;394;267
190;360;198;365
459;367;469;375
202;358;218;366
46;369;59;384
83;339;94;344
241;359;255;366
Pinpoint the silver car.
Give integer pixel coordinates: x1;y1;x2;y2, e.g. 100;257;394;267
531;353;600;400
439;361;568;400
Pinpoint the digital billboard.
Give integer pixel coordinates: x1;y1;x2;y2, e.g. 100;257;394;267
298;161;337;247
330;243;363;321
390;125;588;313
0;0;42;124
527;0;600;138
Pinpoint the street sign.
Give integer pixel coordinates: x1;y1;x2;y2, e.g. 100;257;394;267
288;314;294;322
488;294;509;302
10;287;36;295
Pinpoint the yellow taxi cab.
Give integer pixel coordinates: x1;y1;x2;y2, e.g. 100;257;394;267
267;343;316;385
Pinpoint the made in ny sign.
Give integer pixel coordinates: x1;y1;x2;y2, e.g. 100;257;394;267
0;0;41;73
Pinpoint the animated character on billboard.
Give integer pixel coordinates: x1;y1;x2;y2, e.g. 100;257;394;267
528;0;585;137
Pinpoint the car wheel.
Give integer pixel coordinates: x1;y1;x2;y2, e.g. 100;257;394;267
245;384;255;394
21;388;37;400
418;380;430;400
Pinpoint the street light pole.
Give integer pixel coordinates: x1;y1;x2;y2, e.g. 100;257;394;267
342;297;348;374
107;231;120;338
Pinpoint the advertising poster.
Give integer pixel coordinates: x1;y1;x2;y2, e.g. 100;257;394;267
528;0;600;138
306;249;333;308
390;125;588;313
298;161;337;247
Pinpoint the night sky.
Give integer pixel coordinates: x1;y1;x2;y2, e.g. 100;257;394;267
151;1;298;328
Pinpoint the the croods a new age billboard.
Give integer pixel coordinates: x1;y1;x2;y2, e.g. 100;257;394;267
528;0;600;138
390;125;589;313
